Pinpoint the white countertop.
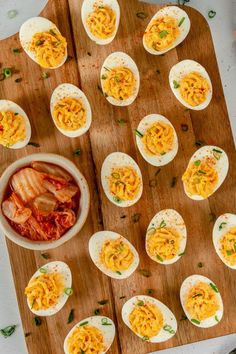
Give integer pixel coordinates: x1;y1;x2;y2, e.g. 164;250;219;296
0;1;236;353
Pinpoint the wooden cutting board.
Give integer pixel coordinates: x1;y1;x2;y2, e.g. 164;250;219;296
0;1;236;353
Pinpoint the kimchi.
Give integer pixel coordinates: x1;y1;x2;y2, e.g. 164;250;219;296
2;161;80;241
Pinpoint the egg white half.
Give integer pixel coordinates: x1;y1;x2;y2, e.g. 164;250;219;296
146;209;187;265
143;6;190;55
64;316;115;354
26;261;72;316
100;52;140;106
122;295;177;343
81;0;120;45
50;83;92;137
180;274;223;328
101;152;143;207
136;114;178;166
182;145;229;200
0;99;31;149
89;230;139;279
213;213;236;270
169;59;212;110
19;16;67;69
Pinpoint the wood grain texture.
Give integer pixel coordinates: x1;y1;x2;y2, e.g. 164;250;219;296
0;0;236;353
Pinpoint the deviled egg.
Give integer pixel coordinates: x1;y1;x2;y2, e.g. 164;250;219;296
100;52;140;106
50;83;92;137
143;6;190;55
182;145;228;200
180;274;223;328
101;152;143;207
213;213;236;269
135;114;178;166
146;209;187;264
169;60;212;110
81;0;120;45
89;230;139;279
122;295;177;342
64;316;115;354
19;17;67;69
0;100;31;149
25;261;72;316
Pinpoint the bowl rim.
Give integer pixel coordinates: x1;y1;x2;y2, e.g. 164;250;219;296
0;153;90;250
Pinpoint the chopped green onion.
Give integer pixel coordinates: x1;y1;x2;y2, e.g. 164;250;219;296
64;288;73;296
198;170;206;174
146;289;154;295
74;148;81;156
156;254;164;262
39;267;47;274
49;29;56;35
79;321;89;327
192;293;203;298
34;317;42;326
138;269;152;277
12;48;20;54
194;160;201;166
40;253;50;260
209;283;219;293
215;315;219;322
42;72;49;79
178;17;186;27
0;325;16;338
219;222;227;230
159;220;166;228
147;227;156;234
136;12;148;20
226;250;233;256
159;30;169;38
28;141;40;147
191;318;200;325
135;129;143;138
103;66;111;71
35;40;44;46
195;140;205;147
178;252;185;256
117;119;127;126
213;148;222;160
180;315;187;321
113;196;122;203
137;300;144;306
208;10;216;19
111;172;120;179
116;271;122;275
98;299;109;305
163;324;175;334
7;9;18;19
173;80;180;89
3;68;12;78
101;318;112;326
94;308;100;315
101;74;107;80
14;112;18;116
142;336;149;341
67;309;74;324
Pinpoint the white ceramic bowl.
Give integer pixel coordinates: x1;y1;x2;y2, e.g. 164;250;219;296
0;153;90;250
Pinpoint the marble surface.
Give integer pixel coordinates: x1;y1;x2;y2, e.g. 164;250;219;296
0;1;236;353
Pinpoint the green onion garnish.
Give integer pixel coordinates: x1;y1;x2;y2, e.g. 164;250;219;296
194;160;201;166
146;289;154;295
159;220;166;228
178;252;185;256
226;250;233;256
113;196;122;203
142;336;149;341
117;119;127;126
0;325;16;338
64;288;73;296
103;66;111;71
116;271;122;275
12;48;20;54
156;254;164;262
28;141;40;147
49;29;56;35
198;170;206;174
138;269;152;277
137;300;144;306
209;283;219;293
136;12;148;20
191;319;200;325
219;222;227;230
40;253;50;260
101;318;112;326
163;324;175;334
39;267;47;274
74;148;81;156
101;74;107;80
208;10;216;19
79;321;89;327
111;172;120;179
173;80;180;89
135;129;143;138
34;317;42;326
159;30;169;38
3;68;12;78
94;308;100;315
215;315;219;322
192;293;203;298
7;9;18;19
178;17;186;27
67;309;74;324
147;227;156;234
42;72;49;79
